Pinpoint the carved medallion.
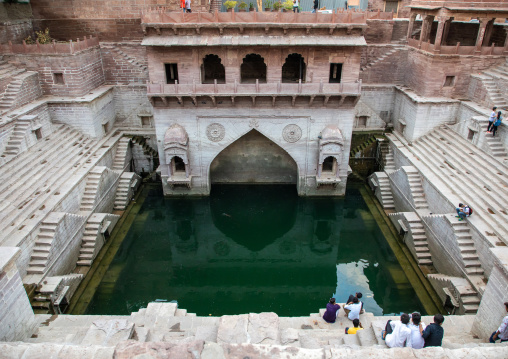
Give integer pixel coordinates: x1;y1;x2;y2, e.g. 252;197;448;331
206;123;225;142
282;124;302;143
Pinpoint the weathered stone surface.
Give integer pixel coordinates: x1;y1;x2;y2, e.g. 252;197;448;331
247;312;280;345
195;326;218;342
222;343;325;359
280;328;299;345
114;340;204;359
81;319;134;346
201;342;226;359
217;315;249;344
299;334;322;349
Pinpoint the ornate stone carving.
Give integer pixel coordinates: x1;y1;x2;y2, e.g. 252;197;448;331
206;123;225;142
282;124;302;143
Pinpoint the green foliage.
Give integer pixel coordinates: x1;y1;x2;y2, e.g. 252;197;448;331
282;0;293;10
249;2;254;8
272;1;282;10
224;0;238;9
264;1;272;8
238;1;248;9
24;28;52;45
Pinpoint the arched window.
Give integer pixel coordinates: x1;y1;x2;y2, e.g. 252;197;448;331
322;156;335;173
172;156;186;173
282;53;306;83
240;54;267;83
202;54;225;84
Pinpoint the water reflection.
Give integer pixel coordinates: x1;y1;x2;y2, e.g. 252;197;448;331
85;184;425;317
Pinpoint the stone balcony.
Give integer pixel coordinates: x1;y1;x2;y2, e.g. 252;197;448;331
408;0;508;12
141;10;393;37
408;37;508;55
147;81;362;108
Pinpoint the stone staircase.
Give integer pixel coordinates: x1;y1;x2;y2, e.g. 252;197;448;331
379;140;396;173
79;172;102;212
18;302;503;358
427;274;481;314
27;217;61;275
370;172;395;210
0;77;22;111
0;58;26;79
405;167;429;210
408;217;433;266
388;126;508;243
360;46;405;72
77;219;102;266
2;119;30;156
482;122;508;157
445;215;484;277
130;135;158;157
111;137;131;172
114;172;141;210
111;47;148;73
478;59;508;109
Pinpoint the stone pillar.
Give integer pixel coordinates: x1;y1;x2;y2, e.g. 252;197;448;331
0;247;35;341
475;18;489;52
433;16;450;51
483;19;495;47
419;15;434;47
407;13;417;40
441;17;453;46
472;248;508;340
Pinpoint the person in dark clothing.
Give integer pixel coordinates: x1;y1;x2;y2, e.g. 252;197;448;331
322;298;341;323
492;111;503;137
419;314;444;347
345;292;362;304
312;0;319;13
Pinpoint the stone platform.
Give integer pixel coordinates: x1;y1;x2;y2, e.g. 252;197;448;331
2;302;507;358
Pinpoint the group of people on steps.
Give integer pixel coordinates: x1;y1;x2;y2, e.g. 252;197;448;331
321;294;508;348
487;106;503;137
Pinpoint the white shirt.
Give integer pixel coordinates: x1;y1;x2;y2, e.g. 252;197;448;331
385;320;412;348
344;302;362;321
489;111;497;122
185;0;191;9
408;322;425;349
293;0;299;6
498;315;508;340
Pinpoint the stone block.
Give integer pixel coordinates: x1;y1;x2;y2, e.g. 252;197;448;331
201;342;226;359
217;315;249;344
81;319;134;346
247;312;280;345
280;328;299;345
194;325;218;342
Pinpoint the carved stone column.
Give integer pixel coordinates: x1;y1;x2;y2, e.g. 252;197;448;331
434;16;450;52
407;13;417;41
475;18;489;52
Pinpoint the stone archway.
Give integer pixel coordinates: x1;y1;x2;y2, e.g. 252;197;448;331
209;129;298;185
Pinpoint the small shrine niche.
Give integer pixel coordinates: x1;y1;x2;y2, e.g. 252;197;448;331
164;124;191;189
316;125;343;188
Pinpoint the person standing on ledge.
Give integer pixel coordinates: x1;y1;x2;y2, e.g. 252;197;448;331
487;106;498;133
490;302;508;343
420;314;444;347
322;298;341;323
185;0;192;13
492;111;503;137
312;0;319;13
293;0;299;13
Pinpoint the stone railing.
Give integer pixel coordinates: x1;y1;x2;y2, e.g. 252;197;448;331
408;37;508;55
141;9;393;26
408;0;508;10
147;80;362;96
0;36;100;55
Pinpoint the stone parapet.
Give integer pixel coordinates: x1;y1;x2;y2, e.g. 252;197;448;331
0;36;100;55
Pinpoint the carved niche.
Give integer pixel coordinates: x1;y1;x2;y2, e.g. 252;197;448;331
316;125;344;187
164;124;191;187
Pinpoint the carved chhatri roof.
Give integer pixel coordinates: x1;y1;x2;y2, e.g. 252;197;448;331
321;125;344;143
164;124;188;146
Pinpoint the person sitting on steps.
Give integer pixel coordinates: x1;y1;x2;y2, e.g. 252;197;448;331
322;297;341;323
382;313;412;348
344;296;363;321
420;314;444;347
345;318;363;334
455;203;472;221
490;302;508;343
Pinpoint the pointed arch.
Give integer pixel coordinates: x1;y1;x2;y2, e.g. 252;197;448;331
282;53;306;83
240;53;267;83
209;129;298;186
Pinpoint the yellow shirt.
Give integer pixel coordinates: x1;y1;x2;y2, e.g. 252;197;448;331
347;327;363;334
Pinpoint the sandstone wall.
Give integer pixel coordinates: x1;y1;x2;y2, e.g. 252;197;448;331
49;88;116;139
10;72;43;111
7;47;105;97
0;19;32;44
0;248;35;342
114;85;152;127
100;43;148;85
404;49;505;98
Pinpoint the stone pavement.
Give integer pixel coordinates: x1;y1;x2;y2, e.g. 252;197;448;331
1;302;507;358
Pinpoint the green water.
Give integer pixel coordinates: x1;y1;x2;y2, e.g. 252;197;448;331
84;184;426;317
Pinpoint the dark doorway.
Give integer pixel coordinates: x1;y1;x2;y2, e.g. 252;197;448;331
202;54;226;84
322;156;335;173
173;156;186;173
165;63;179;84
240;54;267;83
282;53;306;83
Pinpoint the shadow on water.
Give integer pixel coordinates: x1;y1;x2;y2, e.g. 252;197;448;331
210;185;298;251
83;183;429;317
